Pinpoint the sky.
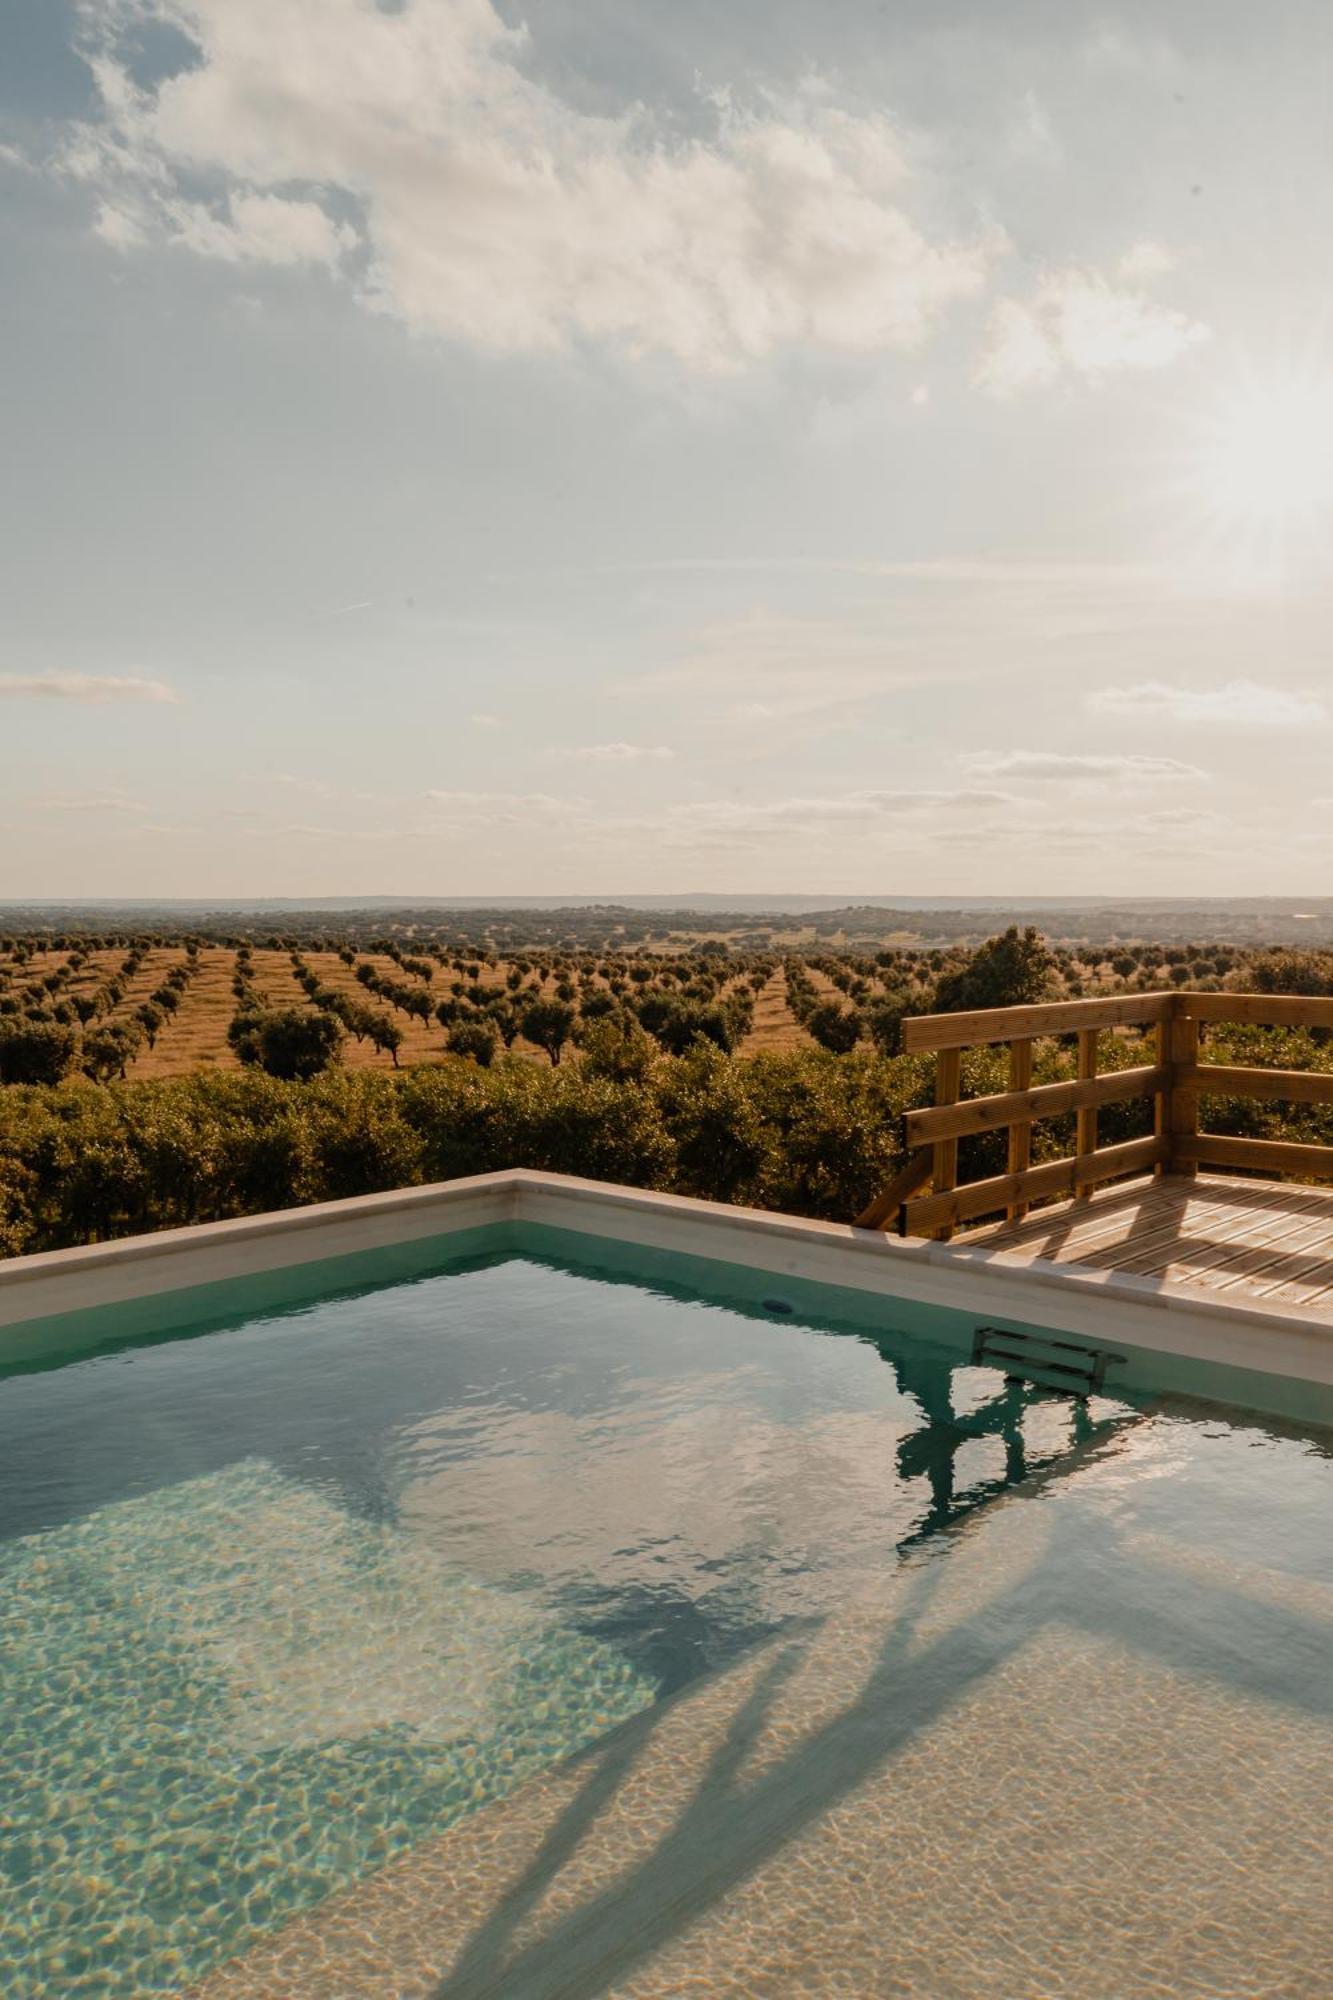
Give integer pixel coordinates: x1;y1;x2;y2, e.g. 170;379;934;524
2;0;1333;899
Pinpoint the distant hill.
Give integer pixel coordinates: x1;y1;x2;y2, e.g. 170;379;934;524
5;896;1333;948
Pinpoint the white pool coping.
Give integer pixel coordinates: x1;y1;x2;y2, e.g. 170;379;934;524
4;1169;1333;1402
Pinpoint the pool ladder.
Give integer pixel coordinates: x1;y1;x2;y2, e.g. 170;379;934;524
972;1324;1124;1397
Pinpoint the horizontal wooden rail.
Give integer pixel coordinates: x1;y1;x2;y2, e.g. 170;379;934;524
902;992;1171;1053
901;1136;1168;1236
1178;1062;1333;1105
904;1063;1166;1148
1178;992;1333;1030
1176;1134;1333;1180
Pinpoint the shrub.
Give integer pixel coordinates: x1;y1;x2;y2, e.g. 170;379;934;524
0;1020;77;1085
448;1017;500;1067
232;1007;344;1081
806;1001;862;1054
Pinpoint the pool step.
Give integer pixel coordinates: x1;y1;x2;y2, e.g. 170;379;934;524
972;1324;1124;1397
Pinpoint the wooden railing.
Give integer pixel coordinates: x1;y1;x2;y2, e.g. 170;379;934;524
854;989;1333;1239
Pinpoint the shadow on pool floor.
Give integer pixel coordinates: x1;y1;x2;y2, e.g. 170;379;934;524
188;1416;1333;2000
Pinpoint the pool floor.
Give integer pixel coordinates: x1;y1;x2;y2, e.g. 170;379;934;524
2;1239;1332;1996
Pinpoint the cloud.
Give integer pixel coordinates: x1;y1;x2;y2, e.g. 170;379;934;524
63;0;1002;372
1140;807;1220;830
423;789;586;824
1116;240;1176;284
470;713;502;728
1087;679;1325;728
965;750;1205;783
0;673;178;703
259;823;401;840
631;608;935;734
259;772;337;797
975;260;1208;394
169;190;357;268
35;790;147;813
660;788;1016;847
555;742;675;763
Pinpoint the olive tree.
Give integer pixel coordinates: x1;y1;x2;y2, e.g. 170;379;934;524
520;997;576;1066
232;1007;344;1081
0;1020;78;1085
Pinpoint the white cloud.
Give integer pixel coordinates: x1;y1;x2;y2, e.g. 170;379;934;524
965;750;1205;783
0;672;178;703
169;190;357;268
556;742;675;763
660;788;1016;847
1116;239;1176;284
1140;807;1220;830
470;712;502;728
64;0;1002;372
975;260;1208;394
631;608;931;732
260;823;401;840
1087;679;1325;728
423;789;586;824
262;772;337;797
93;199;147;248
36;790;147;813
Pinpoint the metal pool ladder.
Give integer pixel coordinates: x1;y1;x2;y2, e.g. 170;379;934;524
972;1324;1125;1397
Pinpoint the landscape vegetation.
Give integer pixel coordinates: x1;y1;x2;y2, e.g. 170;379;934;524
4;908;1333;1258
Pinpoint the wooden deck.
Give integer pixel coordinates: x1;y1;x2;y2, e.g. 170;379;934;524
959;1172;1333;1313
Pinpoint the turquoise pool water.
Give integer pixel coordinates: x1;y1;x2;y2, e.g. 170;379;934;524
2;1235;1333;1997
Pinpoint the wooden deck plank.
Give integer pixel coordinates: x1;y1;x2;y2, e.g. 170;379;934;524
1075;1180;1297;1259
1098;1189;1333;1283
1205;1208;1333;1291
968;1177;1275;1268
959;1172;1333;1317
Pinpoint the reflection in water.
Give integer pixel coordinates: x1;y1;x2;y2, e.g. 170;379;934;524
884;1346;1113;1546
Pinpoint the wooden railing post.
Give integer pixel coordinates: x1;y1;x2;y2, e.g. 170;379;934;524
1168;999;1199;1179
932;1047;962;1242
1006;1036;1033;1221
1075;1027;1098;1196
1154;1014;1172;1175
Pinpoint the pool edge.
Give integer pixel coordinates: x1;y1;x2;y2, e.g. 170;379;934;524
4;1169;1333;1404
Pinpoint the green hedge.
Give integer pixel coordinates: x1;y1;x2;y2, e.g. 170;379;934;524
0;1046;939;1257
8;1021;1323;1261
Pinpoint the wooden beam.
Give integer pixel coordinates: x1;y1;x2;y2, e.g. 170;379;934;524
1176;1062;1333;1105
1007;1036;1033;1222
902;992;1172;1053
1177;1133;1333;1180
901;1136;1168;1237
853;1147;933;1231
1153;1016;1172;1177
1168;1008;1199;1180
1075;1027;1098;1196
1178;992;1333;1031
903;1063;1167;1147
931;1046;962;1243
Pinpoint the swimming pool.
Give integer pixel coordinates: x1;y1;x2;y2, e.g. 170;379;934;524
3;1226;1332;1997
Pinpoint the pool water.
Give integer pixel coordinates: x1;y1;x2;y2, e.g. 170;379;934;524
2;1240;1332;1997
